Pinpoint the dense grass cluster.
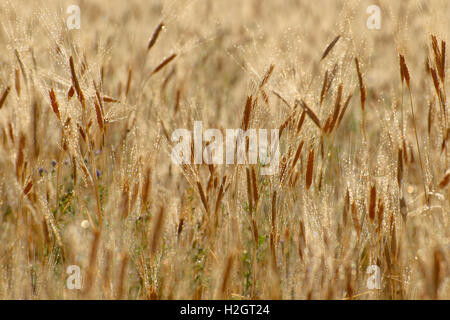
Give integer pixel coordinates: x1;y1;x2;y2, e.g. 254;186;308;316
0;0;448;299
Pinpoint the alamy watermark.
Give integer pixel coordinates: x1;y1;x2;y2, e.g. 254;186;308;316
170;121;280;175
66;5;81;30
366;5;381;30
66;265;81;290
366;265;382;289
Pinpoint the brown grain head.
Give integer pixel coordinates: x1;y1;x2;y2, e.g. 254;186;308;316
431;35;440;62
94;100;104;133
197;181;210;215
271;191;277;234
260;89;269;105
49;89;61;121
148;22;165;51
397;147;404;186
440;40;446;83
16;134;26;180
399;54;411;88
368;184;376;222
298;220;305;262
430;35;445;83
259;64;275;89
322;116;332;135
291;140;304;171
23;179;33;196
0;86;11;109
343;188;349;225
152;53;177;75
68;86;74;100
251;167;258;207
438;170;450;189
321;35;341;61
242;95;252;131
103;96;118;103
245;168;253;216
296;110;306;134
354;57;366;111
14;68;20;97
69;56;85;107
428;100;433;135
305;148;314;190
430;67;442;103
78;124;87;144
141;167;152;207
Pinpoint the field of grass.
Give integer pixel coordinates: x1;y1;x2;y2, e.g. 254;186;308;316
0;0;448;299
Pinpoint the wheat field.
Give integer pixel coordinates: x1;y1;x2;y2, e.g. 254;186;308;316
0;0;448;300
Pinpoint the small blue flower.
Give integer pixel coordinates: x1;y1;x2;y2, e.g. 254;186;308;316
51;160;57;167
96;169;102;179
